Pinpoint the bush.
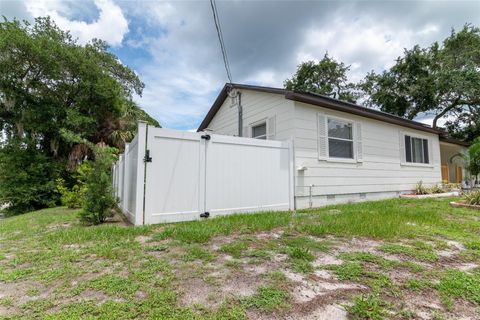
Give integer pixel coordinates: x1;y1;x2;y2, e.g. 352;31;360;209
415;181;429;195
464;191;480;206
0;141;60;215
429;184;445;194
56;162;91;208
79;147;117;225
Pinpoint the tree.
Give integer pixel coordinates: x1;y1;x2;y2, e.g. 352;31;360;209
467;138;480;180
0;17;159;214
284;53;358;103
360;25;480;139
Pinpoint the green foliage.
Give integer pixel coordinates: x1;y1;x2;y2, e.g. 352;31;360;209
242;286;290;312
379;243;438;262
467;137;480;177
287;247;314;261
414;181;429;195
220;240;249;258
152;211;292;244
464;190;480;205
347;294;389;320
284;53;358;102
79;148;117;225
0;140;60;214
360;25;480;140
327;262;364;281
183;245;214;262
56;162;91;208
436;269;480;305
0;17;159;215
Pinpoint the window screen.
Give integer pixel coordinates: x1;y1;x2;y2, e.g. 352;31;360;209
328;119;354;159
404;135;429;164
252;123;267;140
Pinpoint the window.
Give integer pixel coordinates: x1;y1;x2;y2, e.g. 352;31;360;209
252;122;267;140
328;118;354;159
404;135;429;164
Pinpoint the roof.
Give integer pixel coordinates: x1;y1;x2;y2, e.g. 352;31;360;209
439;136;470;147
197;83;468;146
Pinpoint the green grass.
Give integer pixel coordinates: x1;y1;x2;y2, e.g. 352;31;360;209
379;243;438;262
241;285;290;312
326;262;365;281
152;211;292;243
183;245;215;262
347;293;389;320
1;198;480;319
339;252;401;270
220;240;249;258
436;269;480;306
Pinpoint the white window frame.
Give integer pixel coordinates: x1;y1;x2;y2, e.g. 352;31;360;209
401;132;433;167
326;116;356;162
250;119;267;140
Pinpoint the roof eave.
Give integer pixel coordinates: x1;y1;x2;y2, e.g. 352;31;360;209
285;91;442;135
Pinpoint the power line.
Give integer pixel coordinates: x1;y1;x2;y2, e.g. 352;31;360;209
210;0;232;83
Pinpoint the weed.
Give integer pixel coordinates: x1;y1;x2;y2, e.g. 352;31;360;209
347;293;389;320
326;262;364;281
242;286;290;312
436;269;480;305
182;245;214;262
220;241;248;259
379;243;437;262
287;247;314;261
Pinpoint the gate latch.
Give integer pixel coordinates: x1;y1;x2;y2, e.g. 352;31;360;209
201;134;211;140
144;149;152;162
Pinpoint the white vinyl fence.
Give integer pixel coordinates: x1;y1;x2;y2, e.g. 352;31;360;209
113;122;294;225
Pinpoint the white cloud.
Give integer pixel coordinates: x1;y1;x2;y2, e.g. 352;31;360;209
25;0;128;46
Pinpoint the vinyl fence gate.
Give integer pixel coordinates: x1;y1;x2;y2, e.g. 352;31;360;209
113;123;294;225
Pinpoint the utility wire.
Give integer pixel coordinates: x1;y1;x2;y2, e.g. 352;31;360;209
210;0;232;83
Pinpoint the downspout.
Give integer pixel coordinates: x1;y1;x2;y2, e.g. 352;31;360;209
237;92;243;137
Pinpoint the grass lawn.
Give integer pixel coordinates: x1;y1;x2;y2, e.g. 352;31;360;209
1;198;480;319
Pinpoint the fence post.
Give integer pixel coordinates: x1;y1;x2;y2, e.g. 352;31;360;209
118;154;125;211
287;139;295;211
134;121;148;225
123;143;130;214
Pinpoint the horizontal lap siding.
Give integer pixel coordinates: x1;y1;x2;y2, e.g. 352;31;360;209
207;90;295;140
294;102;442;197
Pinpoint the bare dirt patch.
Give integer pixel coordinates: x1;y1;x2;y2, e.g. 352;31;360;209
284;270;366;304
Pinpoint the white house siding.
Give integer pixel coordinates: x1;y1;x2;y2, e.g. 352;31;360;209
293;101;442;209
206;89;295;141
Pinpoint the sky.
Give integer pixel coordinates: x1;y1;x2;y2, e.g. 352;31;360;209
1;0;479;130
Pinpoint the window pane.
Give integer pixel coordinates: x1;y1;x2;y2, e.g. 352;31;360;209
423;139;429;164
412;137;424;163
329;138;354;158
252;123;266;138
328;119;352;140
405;135;412;162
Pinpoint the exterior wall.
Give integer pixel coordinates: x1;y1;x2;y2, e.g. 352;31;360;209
203;90;445;209
293;101;442;208
440;142;468;183
206;89;295;141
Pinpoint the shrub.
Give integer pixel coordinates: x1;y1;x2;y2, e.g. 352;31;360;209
56;162;91;208
415;181;429;195
429;184;445;194
464;191;480;206
0;140;61;214
79;147;117;225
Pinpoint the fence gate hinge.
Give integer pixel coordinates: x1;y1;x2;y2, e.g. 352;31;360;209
144;149;152;162
201;134;211;140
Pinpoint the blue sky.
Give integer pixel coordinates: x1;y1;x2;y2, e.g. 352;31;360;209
1;0;479;130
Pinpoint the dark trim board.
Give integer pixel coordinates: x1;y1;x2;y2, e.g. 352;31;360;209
197;83;468;146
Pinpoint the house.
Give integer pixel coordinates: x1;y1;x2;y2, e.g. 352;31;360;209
198;83;469;209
